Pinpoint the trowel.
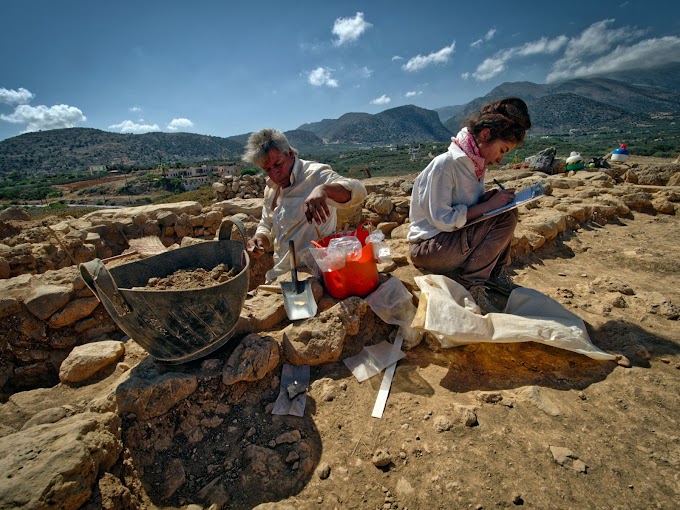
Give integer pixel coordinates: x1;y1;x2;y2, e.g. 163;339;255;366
280;240;317;320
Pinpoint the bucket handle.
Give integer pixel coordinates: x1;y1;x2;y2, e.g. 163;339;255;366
79;259;132;316
217;217;248;243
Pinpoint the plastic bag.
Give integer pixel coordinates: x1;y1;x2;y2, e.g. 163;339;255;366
365;277;423;350
307;245;346;273
343;341;406;382
366;230;393;264
328;236;362;261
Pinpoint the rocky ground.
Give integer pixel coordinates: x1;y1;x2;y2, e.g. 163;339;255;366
0;157;679;510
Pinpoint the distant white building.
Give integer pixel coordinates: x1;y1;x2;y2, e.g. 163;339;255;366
88;165;107;174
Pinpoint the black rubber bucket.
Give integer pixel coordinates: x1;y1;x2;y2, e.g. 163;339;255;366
80;218;250;364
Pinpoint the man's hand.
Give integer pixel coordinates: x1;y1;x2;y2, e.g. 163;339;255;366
246;235;269;258
304;186;332;224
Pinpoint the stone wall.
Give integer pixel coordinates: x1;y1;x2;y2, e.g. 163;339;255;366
212;173;267;202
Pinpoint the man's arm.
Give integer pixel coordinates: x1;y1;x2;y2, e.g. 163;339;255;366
303;183;352;224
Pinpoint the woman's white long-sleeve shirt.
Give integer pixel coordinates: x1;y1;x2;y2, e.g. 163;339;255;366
256;157;367;281
407;137;485;242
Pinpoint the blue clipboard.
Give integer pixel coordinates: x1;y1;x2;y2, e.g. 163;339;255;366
467;182;545;225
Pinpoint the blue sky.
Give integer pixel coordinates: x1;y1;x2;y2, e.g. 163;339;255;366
1;0;679;141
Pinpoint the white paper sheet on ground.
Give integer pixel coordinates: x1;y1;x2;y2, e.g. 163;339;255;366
344;340;406;382
272;364;310;417
372;331;404;419
413;274;617;361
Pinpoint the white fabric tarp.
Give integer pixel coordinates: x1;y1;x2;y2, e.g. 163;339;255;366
412;274;616;361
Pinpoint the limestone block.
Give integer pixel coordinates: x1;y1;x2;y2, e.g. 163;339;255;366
365;193;394;215
520;209;567;241
222;334;280;385
157;210;178;227
0;412;122;510
116;359;198;420
24;284;71;320
59;340;125;382
622;192;653;211
211;198;263;219
282;297;366;365
48;296;100;329
652;197;676;215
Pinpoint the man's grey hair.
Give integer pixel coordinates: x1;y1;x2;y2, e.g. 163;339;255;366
242;128;298;167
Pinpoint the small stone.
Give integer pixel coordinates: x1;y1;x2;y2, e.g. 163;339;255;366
616;355;632;368
512;493;524;505
464;410;478;427
317;462;331;479
558;273;567;277
433;415;453;432
372;449;393;468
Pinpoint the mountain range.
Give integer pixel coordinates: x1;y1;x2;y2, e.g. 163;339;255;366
0;63;678;178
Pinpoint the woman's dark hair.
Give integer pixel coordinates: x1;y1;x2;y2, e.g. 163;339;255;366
465;97;531;143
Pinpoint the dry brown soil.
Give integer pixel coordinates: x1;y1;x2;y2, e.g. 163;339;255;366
138;264;238;290
112;210;680;510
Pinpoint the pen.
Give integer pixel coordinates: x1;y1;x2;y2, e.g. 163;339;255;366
493;179;505;190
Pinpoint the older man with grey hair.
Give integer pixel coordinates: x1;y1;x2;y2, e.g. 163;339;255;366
243;128;367;282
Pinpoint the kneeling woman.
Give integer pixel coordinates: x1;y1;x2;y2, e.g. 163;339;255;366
407;97;531;313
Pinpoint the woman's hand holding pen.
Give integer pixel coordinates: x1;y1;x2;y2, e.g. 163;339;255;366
482;187;516;213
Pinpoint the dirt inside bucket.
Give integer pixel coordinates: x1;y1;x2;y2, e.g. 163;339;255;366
137;263;238;290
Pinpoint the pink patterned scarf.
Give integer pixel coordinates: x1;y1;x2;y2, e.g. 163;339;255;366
453;128;486;180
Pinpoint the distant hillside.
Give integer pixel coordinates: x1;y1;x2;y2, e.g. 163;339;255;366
595;62;680;93
435;105;463;123
0;128;244;178
298;105;452;144
441;72;680;132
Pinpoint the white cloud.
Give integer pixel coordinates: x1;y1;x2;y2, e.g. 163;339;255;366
370;94;391;105
471;28;496;48
108;120;160;133
548;19;646;77
403;42;455;72
167;118;194;131
547;35;680;82
360;66;373;78
0;87;34;105
472;55;507;80
332;12;372;46
515;36;569;56
308;67;339;87
129;106;142;113
461;72;470;80
471;35;568;80
405;91;421;97
391;55;403;61
0;104;86;132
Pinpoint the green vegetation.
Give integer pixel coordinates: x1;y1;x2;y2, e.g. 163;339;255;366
514;119;680;160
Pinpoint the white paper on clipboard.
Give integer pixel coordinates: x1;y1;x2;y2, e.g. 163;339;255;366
467;181;544;226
